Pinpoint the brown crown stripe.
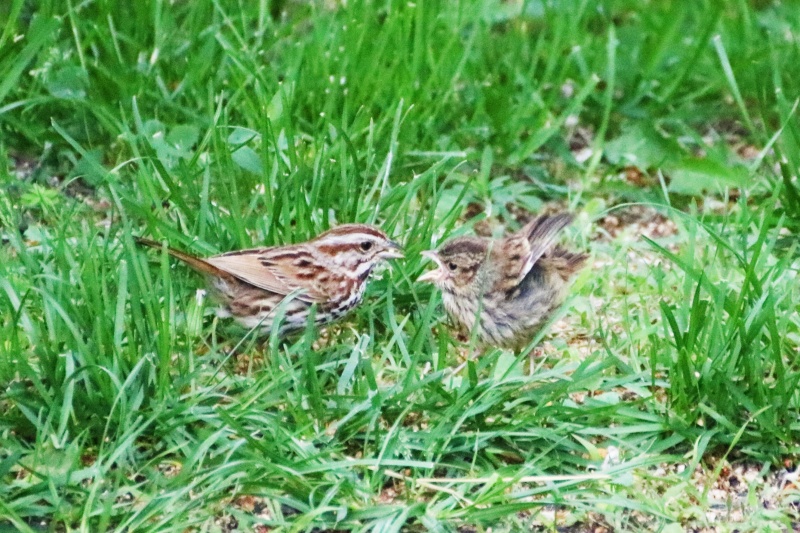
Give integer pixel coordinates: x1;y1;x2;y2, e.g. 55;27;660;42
439;238;488;257
316;243;357;255
319;224;388;240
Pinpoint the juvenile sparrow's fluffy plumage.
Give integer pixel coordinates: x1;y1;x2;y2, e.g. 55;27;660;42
136;224;403;337
418;213;587;349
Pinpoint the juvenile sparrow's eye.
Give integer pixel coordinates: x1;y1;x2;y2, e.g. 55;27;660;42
360;241;373;251
448;262;457;271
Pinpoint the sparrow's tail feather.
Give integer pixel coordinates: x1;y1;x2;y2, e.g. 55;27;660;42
134;237;230;278
548;246;590;280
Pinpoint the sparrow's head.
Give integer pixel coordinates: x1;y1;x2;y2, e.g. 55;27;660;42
314;224;404;275
417;237;488;294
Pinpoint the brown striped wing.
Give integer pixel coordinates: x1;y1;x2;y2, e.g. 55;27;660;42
206;247;329;303
489;235;532;293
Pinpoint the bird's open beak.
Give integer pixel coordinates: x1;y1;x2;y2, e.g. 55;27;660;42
417;250;443;283
380;240;405;260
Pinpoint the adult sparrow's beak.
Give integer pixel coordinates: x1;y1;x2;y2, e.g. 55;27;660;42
417;250;443;283
380;240;405;259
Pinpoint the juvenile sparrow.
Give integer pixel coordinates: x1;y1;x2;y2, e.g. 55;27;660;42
136;224;403;337
417;213;587;349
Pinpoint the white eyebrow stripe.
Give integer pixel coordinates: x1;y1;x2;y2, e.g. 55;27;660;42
320;234;378;246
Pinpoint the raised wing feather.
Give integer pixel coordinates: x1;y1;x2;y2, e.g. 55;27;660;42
491;213;574;292
520;213;574;272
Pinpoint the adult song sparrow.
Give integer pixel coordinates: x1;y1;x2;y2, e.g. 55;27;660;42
136;224;403;337
417;213;587;349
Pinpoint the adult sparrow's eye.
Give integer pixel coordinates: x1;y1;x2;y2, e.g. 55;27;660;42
360;241;373;251
448;262;457;271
